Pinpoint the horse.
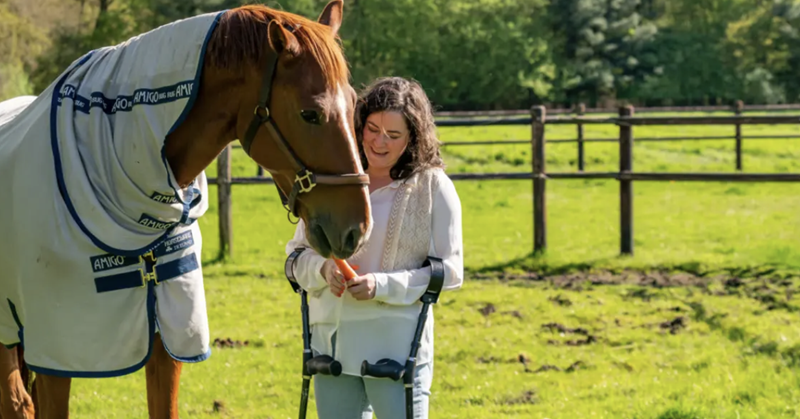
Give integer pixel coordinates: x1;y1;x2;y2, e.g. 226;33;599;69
0;1;372;417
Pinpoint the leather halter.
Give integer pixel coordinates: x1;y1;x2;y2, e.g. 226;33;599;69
240;23;369;222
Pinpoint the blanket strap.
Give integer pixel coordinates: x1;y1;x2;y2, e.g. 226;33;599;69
94;253;199;293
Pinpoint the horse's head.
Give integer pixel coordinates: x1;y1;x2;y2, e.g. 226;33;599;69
230;1;371;259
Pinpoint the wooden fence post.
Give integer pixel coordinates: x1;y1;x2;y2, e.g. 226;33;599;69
217;145;233;258
532;106;547;254
619;105;634;256
577;103;585;171
734;100;743;171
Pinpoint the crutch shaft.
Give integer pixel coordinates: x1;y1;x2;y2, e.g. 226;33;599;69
405;384;414;419
299;378;310;419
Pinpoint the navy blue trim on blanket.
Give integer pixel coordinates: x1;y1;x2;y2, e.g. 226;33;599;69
48;11;223;258
59;81;196;115
94;253;199;293
154;316;212;363
153;229;195;258
151;191;180;204
90;253;140;273
138;213;176;231
89;227;193;272
50;51;177;257
162;10;225;209
166;11;224;138
191;187;203;208
27;279;158;378
7;299;23;331
178;186;195;225
6;299;24;349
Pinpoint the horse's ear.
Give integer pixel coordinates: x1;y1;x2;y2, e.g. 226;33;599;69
268;20;300;57
318;0;343;36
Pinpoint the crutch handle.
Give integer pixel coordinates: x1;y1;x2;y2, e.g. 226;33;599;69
307;355;342;376
360;358;405;381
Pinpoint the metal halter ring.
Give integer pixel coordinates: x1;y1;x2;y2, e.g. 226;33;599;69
254;105;270;121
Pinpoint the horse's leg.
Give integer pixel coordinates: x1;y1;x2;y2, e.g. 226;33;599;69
33;374;70;419
145;333;182;419
0;345;34;418
15;347;36;416
16;348;29;395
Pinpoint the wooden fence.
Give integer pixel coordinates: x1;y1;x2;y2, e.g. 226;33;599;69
528;106;800;256
435;100;800;172
208;104;800;258
433;101;800;117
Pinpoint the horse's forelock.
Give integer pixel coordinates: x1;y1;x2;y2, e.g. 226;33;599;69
207;6;349;90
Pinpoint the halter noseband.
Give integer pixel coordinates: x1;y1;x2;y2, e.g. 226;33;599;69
240;23;369;223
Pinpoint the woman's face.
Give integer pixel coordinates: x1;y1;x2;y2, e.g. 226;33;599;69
361;111;410;174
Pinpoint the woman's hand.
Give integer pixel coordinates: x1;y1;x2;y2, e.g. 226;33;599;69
347;274;377;300
320;259;346;297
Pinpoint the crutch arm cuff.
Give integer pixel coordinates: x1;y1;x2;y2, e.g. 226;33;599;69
420;256;445;304
284;247;306;293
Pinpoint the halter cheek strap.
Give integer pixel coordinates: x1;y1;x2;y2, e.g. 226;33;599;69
240;23;369;222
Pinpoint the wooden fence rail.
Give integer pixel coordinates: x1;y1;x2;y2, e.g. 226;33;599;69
210;105;800;259
433;100;800;117
528;106;800;256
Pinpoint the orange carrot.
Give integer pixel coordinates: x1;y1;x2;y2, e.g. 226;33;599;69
333;259;357;298
334;259;357;281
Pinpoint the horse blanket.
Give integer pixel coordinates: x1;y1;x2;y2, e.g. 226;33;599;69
0;11;224;377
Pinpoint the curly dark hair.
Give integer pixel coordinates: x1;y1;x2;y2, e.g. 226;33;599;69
354;77;444;180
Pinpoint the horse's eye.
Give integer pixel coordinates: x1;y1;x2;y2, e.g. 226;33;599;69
300;110;321;125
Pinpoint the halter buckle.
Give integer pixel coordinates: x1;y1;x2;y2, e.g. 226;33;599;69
295;170;317;194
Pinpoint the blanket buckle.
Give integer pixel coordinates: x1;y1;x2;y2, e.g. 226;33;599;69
139;251;158;287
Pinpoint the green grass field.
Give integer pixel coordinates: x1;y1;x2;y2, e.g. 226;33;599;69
64;112;800;418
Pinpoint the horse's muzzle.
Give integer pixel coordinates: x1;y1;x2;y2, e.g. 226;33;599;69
307;217;364;260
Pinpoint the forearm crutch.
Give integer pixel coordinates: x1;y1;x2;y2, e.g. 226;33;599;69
359;256;445;419
285;247;343;419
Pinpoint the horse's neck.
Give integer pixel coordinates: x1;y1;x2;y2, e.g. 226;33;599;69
163;66;245;189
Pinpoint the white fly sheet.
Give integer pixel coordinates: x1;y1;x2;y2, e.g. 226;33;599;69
0;11;223;377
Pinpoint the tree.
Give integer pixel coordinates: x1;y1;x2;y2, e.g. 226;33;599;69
547;0;660;106
723;0;800;103
337;0;553;110
0;1;48;100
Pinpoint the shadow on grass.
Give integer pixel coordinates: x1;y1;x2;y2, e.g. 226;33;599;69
466;250;800;281
202;252;229;266
674;297;800;369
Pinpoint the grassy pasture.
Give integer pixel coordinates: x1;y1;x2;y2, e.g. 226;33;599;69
63;111;800;418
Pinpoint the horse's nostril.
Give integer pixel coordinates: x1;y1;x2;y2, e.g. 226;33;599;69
344;228;359;253
311;223;331;251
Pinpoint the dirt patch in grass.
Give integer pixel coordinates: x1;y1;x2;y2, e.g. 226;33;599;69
213;338;251;348
472;268;800;312
659;316;687;335
502;389;538;405
472;269;710;288
541;322;599;346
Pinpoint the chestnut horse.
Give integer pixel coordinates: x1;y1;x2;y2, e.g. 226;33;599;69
0;1;371;417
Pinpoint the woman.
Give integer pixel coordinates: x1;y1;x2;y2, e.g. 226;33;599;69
285;76;463;419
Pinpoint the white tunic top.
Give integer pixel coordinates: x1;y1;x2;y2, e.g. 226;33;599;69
286;170;464;377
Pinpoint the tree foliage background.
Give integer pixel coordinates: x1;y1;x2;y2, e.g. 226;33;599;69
3;0;800;110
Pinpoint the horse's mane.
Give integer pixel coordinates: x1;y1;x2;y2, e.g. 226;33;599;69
207;5;349;89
